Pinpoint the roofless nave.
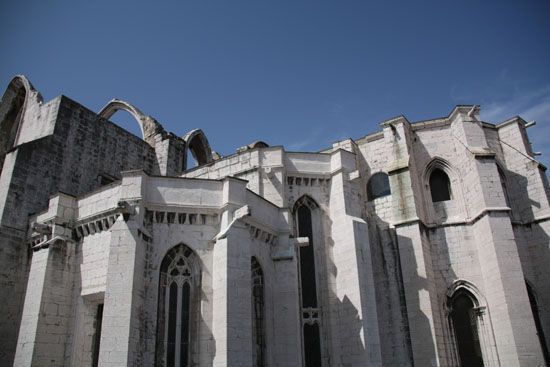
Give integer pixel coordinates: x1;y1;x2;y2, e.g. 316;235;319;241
1;75;549;366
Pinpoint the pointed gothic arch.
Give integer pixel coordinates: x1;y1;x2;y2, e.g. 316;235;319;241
182;129;213;168
446;280;499;366
422;157;466;222
98;99;163;144
424;158;454;202
293;195;323;367
155;244;201;367
0;75;43;172
292;195;319;213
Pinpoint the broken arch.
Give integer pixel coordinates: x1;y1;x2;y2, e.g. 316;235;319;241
0;75;43;173
182;128;213;168
98;99;163;145
446;280;499;366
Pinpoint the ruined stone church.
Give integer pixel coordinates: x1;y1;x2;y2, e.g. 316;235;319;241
0;75;549;367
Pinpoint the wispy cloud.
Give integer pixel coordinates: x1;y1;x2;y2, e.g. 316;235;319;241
480;84;550;169
287;137;317;151
287;128;325;151
481;84;550;123
286;101;356;151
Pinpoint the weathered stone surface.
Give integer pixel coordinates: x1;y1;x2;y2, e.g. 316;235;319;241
0;77;548;366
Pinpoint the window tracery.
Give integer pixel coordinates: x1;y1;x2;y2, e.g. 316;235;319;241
251;257;265;367
156;245;199;367
294;196;323;367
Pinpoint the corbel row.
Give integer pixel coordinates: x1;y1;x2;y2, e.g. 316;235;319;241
144;209;219;226
244;222;277;245
287;176;330;187
74;214;120;239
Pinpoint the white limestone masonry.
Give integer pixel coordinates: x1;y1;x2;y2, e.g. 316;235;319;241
0;76;549;366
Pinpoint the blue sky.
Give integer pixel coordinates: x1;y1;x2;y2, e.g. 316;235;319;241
1;0;549;168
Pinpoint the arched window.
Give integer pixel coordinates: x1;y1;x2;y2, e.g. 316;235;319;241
367;172;391;201
429;168;451;202
156;244;200;367
450;290;483;367
526;283;550;364
294;196;322;367
251;257;265;367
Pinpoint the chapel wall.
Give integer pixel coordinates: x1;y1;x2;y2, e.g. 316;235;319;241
354;134;412;365
79;231;111;298
0;95;157;230
182;147;287;206
146;220;220;366
498;121;550;222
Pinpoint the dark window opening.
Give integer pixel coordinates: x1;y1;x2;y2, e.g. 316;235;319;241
180;283;190;367
297;205;318;308
367;172;391;200
430;168;451;202
92;303;104;367
167;282;178;366
304;323;322;367
252;258;265;367
451;293;483;367
527;283;550;364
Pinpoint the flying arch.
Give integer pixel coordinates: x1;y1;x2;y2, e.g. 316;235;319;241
248;141;269;149
98;99;163;144
0;75;43;149
0;75;43;173
182;128;213;168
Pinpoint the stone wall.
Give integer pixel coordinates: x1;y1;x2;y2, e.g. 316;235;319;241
2;76;549;367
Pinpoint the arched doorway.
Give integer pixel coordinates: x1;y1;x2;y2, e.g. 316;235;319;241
450;290;484;367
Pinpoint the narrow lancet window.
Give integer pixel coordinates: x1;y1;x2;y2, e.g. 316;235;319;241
251;257;265;367
298;204;318;308
294;196;322;367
